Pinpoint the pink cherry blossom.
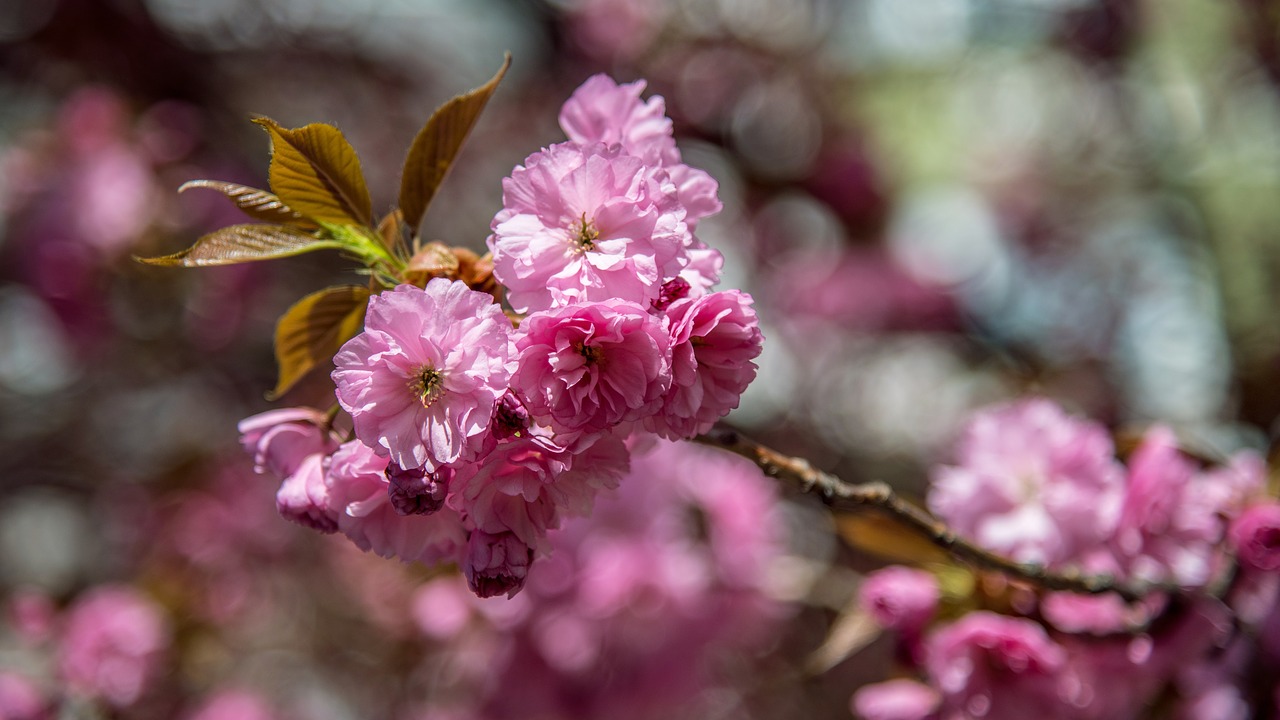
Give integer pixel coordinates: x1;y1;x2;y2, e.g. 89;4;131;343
927;398;1125;567
326;440;468;565
925;612;1074;720
645;289;762;439
488;142;689;313
57;585;171;708
237;407;337;480
559;75;676;164
274;452;338;533
858;566;940;634
333;279;513;472
559;74;723;230
510;299;671;441
851;679;940;720
458;433;629;550
0;672;47;720
1111;426;1237;587
1229;503;1280;572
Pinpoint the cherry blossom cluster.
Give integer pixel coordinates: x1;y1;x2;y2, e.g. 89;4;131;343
239;75;762;599
851;398;1280;720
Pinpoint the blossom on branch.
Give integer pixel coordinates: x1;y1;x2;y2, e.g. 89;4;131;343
333;279;513;472
489;142;690;313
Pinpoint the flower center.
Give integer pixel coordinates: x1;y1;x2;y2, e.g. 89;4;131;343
573;212;599;252
578;342;603;366
409;365;445;408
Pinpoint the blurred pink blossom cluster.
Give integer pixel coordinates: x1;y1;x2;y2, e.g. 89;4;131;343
3;584;171;716
240;75;763;599
852;398;1280;719
406;439;788;720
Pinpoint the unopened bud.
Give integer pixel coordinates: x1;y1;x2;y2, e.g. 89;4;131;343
386;462;449;516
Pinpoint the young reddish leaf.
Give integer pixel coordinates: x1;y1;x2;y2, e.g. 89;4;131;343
376;209;408;256
270;285;373;399
253;117;373;227
135;224;344;267
399;53;510;234
179;179;317;228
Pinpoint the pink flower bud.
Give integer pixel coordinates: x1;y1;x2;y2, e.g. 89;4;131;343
385;463;449;516
464;530;534;599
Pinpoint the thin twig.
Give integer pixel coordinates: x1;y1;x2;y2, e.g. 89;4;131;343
694;424;1181;603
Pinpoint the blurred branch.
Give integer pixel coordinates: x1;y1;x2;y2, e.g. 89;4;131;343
694;424;1179;603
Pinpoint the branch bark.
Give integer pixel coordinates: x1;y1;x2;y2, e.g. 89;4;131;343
694;423;1180;603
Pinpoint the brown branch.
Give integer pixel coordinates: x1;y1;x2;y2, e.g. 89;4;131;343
694;424;1181;603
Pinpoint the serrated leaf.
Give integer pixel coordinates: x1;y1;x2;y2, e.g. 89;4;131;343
254;117;373;227
135;224;344;267
179;179;316;228
399;53;510;233
270;285;372;399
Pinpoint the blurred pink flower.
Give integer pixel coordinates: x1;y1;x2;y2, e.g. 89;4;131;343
57;585;170;708
7;588;56;646
927;398;1125;567
511;300;670;442
1229;502;1280;572
0;672;48;720
924;612;1074;720
646;289;762;439
333;280;513;472
326;440;468;565
851;679;940;720
185;690;278;720
1111;427;1238;586
489;142;689;313
858;567;939;634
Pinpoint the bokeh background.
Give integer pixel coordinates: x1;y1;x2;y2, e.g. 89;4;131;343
2;0;1280;718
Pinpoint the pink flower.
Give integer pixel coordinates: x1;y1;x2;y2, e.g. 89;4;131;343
559;75;722;230
510;300;671;441
1111;427;1234;586
333;280;513;472
326;440;468;565
927;398;1125;567
185;690;278;720
237;407;337;480
0;672;47;720
851;679;940;720
464;530;535;599
924;612;1073;720
559;75;676;164
645;290;762;439
274;452;338;533
459;434;629;549
859;566;939;634
488;142;689;313
57;586;170;708
1229;503;1280;572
